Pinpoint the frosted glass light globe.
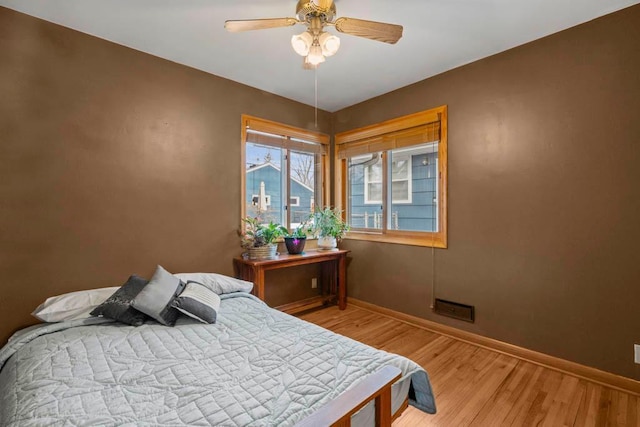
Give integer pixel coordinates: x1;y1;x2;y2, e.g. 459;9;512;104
307;44;326;65
319;32;340;57
291;31;313;56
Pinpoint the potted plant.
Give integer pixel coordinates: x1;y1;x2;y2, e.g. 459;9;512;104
283;219;313;255
240;217;288;260
311;207;350;250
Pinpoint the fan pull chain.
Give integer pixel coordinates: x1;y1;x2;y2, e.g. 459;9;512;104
314;68;318;128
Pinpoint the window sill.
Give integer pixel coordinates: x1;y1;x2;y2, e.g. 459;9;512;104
344;231;447;248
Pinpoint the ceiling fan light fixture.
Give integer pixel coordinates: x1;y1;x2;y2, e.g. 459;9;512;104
226;0;403;70
306;43;325;65
291;31;313;56
303;56;318;69
319;32;340;57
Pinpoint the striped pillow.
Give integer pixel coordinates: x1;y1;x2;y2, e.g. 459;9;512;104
172;281;221;324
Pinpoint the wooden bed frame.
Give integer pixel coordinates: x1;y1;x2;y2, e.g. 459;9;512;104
295;365;406;427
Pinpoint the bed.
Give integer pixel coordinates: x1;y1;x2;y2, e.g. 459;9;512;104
0;277;436;426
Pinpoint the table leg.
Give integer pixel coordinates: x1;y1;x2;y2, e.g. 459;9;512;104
338;254;347;310
254;267;266;301
320;261;337;307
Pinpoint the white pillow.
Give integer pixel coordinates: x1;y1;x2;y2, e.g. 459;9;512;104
173;272;253;295
32;287;121;322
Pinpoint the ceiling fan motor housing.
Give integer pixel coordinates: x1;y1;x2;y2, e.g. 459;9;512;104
296;0;336;23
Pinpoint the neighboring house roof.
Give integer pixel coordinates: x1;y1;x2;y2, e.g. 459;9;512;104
246;162;314;193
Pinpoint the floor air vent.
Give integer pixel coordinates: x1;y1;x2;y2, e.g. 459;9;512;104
434;299;474;322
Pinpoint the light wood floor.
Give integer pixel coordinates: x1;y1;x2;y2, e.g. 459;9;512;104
299;305;639;427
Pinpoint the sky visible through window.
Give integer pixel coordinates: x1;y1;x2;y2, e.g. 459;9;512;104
246;144;281;169
246;143;313;188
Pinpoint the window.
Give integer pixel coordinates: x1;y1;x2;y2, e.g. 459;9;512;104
335;106;447;248
389;153;412;204
242;115;329;230
361;151;416;204
362;154;382;204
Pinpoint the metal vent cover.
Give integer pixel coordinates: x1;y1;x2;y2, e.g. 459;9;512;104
434;299;475;322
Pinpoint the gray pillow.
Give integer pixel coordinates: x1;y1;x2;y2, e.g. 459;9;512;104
172;281;221;324
173;272;253;294
131;265;185;326
90;275;150;326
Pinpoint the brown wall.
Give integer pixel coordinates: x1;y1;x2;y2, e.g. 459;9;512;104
334;5;640;380
0;7;331;343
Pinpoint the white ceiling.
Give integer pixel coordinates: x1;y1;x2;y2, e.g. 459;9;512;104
1;0;638;112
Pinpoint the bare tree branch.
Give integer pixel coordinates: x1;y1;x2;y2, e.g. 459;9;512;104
291;154;314;188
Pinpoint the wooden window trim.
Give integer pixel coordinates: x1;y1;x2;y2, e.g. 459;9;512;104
244;116;329;146
335;106;448;248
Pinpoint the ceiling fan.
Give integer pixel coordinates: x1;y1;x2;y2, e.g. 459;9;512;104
225;0;403;68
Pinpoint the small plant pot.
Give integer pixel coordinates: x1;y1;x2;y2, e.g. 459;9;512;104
284;237;307;254
317;236;337;250
248;244;278;260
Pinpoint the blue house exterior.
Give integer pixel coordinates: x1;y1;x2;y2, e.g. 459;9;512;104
245;163;314;226
349;149;438;232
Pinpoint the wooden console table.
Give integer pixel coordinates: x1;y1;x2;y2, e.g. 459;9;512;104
233;249;349;314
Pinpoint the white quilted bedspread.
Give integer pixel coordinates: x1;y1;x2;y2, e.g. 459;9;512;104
0;293;435;426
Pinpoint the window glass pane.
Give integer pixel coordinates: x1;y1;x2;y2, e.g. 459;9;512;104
348;153;383;229
245;142;283;225
392;158;409;180
391;181;408;200
389;142;438;231
289;151;316;228
367;162;382;182
368;183;383;202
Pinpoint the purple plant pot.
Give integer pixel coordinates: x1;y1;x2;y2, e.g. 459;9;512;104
284;237;307;255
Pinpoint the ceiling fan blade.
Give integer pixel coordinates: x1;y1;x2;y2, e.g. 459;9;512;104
334;17;403;44
224;18;298;32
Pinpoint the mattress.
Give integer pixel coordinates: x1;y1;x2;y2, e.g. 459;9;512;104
0;292;435;426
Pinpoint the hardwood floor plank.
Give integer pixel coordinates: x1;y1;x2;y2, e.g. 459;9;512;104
597;388;613;425
541;375;581;427
575;381;603;427
629;395;639;426
378;327;438;355
616;391;629;426
298;306;639;426
501;364;546;426
469;360;540;425
446;355;520;426
563;379;587;426
519;367;562;426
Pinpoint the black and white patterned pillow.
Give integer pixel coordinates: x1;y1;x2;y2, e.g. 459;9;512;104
90;275;150;326
172;281;221;324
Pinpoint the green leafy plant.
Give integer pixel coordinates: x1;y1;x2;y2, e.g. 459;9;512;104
240;217;288;249
311;207;350;240
285;218;313;239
